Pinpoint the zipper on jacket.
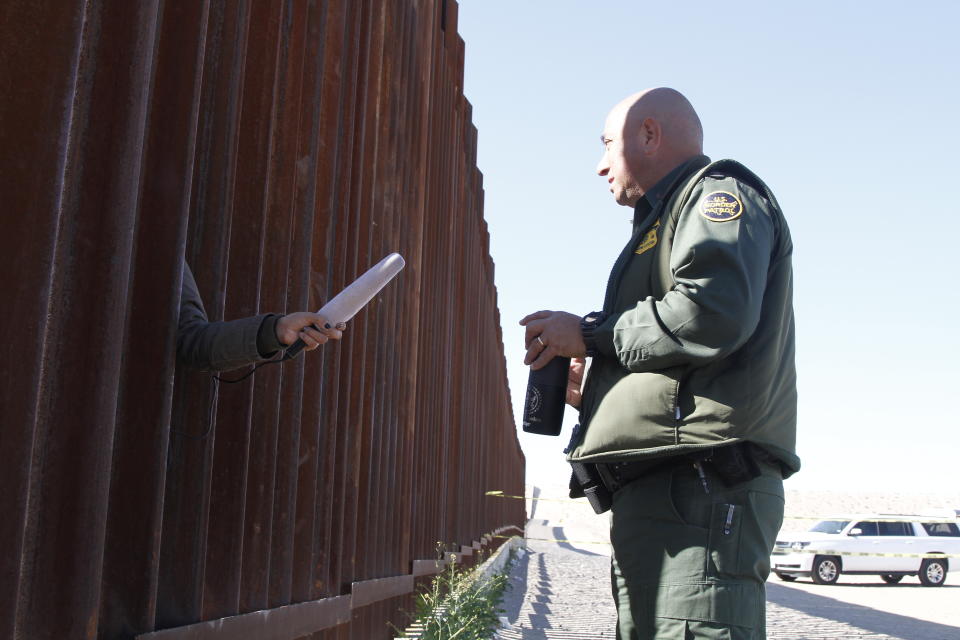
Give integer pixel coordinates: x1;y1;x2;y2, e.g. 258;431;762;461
723;504;736;535
601;227;643;314
601;204;663;313
693;461;710;494
577;209;656;437
673;377;682;440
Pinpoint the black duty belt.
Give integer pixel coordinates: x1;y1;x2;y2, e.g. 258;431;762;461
595;442;781;495
595;455;693;495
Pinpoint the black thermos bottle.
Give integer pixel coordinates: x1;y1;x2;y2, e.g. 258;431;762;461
522;356;570;436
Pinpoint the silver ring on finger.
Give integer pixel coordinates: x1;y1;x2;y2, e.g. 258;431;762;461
537;336;546;348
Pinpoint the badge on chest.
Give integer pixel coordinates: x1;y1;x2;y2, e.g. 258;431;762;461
635;220;660;255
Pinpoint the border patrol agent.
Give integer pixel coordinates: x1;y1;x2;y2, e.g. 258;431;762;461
521;88;798;639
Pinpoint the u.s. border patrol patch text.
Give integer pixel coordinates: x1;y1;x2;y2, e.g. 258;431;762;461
700;191;743;222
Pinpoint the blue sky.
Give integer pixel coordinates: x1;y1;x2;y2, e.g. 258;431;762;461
456;0;960;494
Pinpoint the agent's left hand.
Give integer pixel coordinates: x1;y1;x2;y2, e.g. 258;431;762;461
519;310;585;370
566;357;585;408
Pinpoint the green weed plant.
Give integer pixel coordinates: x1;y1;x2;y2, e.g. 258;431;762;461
394;544;511;639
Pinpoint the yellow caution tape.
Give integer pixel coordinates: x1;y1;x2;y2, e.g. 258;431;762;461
493;534;611;546
498;535;960;558
486;491;958;523
484;490;577;503
774;549;960;559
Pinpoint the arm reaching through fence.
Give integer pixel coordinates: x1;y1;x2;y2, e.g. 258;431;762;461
176;261;345;372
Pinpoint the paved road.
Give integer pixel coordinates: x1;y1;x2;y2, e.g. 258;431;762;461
495;518;960;640
494;534;615;640
766;574;960;639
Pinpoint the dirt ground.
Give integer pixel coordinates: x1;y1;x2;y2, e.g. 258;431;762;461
502;484;960;639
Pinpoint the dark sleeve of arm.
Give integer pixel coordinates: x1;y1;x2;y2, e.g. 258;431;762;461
177;262;284;372
593;177;776;372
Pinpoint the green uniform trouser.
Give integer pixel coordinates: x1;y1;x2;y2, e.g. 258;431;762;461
609;459;784;639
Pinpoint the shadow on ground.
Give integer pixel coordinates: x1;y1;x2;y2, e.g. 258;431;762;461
499;547;531;625
525;517;606;558
500;549;557;631
553;526;605;557
767;582;960;640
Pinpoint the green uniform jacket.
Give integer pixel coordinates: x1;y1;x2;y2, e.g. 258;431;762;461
568;156;800;476
177;261;284;372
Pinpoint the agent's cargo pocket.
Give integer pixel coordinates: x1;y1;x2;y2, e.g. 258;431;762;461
707;490;785;581
707;502;743;579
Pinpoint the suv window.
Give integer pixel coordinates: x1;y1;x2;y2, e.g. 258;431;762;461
922;522;960;537
810;520;849;534
878;521;913;536
853;521;879;536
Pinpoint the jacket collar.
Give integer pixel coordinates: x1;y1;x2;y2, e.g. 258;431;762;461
632;155;711;227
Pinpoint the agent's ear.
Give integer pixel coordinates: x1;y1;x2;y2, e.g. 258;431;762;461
637;117;662;155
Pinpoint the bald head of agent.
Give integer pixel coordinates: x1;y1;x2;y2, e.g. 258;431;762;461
596;87;704;207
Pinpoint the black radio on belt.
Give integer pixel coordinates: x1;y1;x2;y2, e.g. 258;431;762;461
570;461;612;514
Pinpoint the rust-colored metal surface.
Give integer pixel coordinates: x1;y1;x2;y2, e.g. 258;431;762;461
0;1;525;638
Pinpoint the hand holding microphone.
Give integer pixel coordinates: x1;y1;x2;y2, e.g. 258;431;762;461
283;253;406;359
275;313;346;351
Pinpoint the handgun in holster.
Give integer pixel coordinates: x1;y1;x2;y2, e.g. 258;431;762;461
569;461;612;514
706;442;763;487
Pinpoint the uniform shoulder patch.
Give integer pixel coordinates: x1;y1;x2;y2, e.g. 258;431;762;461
699;191;743;222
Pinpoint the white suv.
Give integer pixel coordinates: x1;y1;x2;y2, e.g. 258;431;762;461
771;514;959;587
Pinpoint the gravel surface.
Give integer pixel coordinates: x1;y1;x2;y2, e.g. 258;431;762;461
495;521;616;639
492;485;960;639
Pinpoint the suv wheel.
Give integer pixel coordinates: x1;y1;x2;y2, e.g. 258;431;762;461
811;555;840;585
881;574;903;584
919;558;947;587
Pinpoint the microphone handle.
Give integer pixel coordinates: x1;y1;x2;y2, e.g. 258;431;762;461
284;338;307;360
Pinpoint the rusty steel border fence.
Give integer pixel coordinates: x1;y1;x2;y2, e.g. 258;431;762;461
0;1;526;638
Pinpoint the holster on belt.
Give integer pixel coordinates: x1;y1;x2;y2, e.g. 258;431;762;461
569;461;613;514
706;441;763;486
